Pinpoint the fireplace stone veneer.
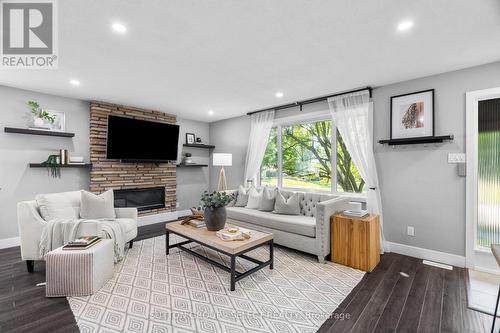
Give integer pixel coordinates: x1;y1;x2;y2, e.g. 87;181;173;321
89;101;177;215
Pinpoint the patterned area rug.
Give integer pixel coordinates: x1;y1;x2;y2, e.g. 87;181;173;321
68;235;364;333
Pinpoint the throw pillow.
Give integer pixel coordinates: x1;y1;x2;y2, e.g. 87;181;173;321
259;187;277;212
245;187;263;209
36;190;82;221
234;185;250;207
274;191;300;215
80;190;116;219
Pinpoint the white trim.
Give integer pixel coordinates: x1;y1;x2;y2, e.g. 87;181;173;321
386;241;466;268
137;210;191;226
0;237;20;249
465;86;500;270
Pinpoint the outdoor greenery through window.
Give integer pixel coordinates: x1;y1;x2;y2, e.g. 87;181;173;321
260;119;365;193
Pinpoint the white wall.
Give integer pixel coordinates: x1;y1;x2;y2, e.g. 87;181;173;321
0;86;90;240
209;61;500;258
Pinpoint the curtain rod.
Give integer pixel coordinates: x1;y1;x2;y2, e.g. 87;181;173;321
246;86;372;116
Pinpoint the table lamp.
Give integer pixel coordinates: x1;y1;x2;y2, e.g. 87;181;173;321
213;153;232;191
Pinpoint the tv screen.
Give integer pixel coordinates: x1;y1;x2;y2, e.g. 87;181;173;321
106;115;179;162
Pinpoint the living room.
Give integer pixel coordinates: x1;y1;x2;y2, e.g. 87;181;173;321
1;1;500;332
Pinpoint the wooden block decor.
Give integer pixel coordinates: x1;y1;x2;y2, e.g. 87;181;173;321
331;214;380;272
89;101;177;215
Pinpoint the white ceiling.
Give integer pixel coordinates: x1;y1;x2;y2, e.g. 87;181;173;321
1;0;500;122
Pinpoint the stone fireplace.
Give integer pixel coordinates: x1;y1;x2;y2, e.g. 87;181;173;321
89;101;177;216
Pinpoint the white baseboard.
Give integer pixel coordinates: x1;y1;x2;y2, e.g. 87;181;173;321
137;210;192;226
0;236;20;249
386;241;466;268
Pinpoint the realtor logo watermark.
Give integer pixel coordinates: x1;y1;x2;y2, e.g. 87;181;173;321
1;0;58;69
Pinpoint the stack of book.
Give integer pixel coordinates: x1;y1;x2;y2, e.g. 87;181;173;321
343;209;369;218
188;220;205;228
63;236;101;250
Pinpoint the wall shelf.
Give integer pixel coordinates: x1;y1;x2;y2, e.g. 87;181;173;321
4;127;75;138
183;144;215;149
176;164;208;168
378;135;454;146
29;163;92;168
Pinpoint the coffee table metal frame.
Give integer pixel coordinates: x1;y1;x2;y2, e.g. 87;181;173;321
165;229;273;291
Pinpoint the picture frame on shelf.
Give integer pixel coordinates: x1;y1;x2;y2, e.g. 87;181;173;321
47;110;66;132
390;89;434;139
186;133;195;144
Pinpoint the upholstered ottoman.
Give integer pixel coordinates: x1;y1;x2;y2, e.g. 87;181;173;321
45;239;114;297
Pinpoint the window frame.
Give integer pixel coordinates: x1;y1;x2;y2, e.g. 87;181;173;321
259;111;366;198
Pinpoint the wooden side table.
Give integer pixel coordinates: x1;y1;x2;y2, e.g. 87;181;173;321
331;214;380;272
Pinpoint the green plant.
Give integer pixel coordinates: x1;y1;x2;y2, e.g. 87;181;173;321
200;191;234;209
28;100;55;123
42;154;61;178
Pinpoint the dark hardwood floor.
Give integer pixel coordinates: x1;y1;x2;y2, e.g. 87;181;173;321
318;252;499;333
0;222;496;333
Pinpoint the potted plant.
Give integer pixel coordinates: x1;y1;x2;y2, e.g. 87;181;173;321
200;191;235;231
42;154;61;178
29;101;55;128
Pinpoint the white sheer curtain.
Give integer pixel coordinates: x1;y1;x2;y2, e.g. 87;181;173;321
244;110;275;185
328;91;385;252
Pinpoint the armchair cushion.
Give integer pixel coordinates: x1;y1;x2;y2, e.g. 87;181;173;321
80;190;116;219
35;191;82;221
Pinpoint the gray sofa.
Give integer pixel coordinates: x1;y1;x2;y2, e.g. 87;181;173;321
225;189;353;263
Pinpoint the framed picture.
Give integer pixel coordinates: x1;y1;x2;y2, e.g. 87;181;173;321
186;133;195;144
47;110;66;132
390;89;434;139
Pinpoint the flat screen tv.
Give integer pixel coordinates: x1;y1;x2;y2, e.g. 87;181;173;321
106;115;179;162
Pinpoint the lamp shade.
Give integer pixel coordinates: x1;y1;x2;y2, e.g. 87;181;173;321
213;153;232;166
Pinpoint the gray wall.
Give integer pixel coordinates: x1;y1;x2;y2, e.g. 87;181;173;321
374;61;500;256
209;116;251;190
176;118;210;210
0;85;90;239
209;61;500;257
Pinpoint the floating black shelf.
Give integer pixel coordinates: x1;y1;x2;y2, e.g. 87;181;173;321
5;127;75;138
378;135;454;146
183;144;215;149
29;163;92;168
176;164;208;168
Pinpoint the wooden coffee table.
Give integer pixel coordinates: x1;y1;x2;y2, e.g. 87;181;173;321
165;221;273;291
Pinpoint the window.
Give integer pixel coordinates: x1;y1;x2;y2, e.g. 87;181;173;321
260;118;365;193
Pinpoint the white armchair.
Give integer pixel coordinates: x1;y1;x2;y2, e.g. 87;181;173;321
17;191;138;272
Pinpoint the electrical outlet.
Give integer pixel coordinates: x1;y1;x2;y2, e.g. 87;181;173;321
448;153;466;164
176;202;180;208
407;226;415;237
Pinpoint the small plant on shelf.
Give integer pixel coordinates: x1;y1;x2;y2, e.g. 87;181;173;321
41;154;61;178
28;100;55;126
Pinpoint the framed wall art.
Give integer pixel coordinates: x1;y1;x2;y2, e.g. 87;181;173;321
390;89;434;139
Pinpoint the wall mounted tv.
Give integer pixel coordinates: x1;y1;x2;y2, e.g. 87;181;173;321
106;115;179;162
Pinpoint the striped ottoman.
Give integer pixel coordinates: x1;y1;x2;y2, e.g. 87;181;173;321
45;239;114;297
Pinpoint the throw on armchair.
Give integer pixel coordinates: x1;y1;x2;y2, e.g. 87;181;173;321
17;190;138;272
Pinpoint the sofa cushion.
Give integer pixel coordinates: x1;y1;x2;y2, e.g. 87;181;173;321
234;185;250;207
259;187;276;212
226;207;315;237
278;189;339;217
36;191;82;221
274;191;300;215
80;190;116;219
245;187;262;209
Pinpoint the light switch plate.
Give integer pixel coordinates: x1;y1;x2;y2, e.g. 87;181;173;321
407;226;415;237
448;153;466;164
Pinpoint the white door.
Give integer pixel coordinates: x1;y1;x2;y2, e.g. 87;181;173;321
466;87;500;273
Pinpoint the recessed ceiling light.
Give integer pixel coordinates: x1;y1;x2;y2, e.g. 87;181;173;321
275;91;284;98
397;20;414;32
111;22;127;33
208;110;214;116
69;79;80;86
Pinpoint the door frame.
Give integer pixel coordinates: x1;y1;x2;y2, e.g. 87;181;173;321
466;87;500;273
